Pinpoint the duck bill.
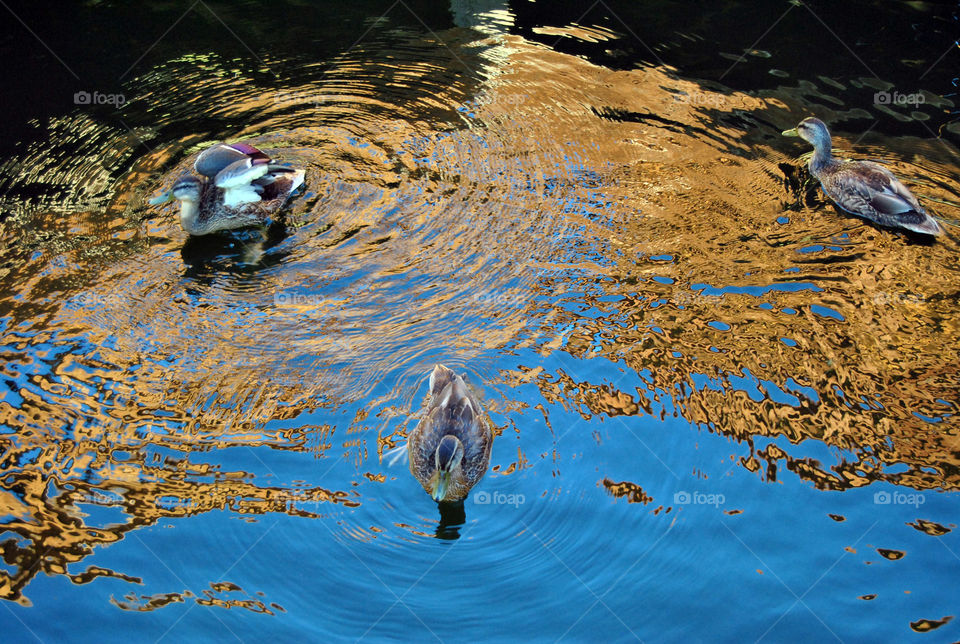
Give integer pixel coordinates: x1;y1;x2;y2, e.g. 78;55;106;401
431;471;450;502
148;190;173;205
781;128;799;137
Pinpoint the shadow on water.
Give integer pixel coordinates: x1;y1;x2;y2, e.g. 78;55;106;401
179;223;292;273
435;501;467;540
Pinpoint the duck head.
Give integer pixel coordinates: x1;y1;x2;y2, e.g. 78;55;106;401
148;175;204;231
782;117;832;151
171;174;202;201
430;434;464;502
168;175;204;230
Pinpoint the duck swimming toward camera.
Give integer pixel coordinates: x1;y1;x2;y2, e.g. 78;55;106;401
407;365;494;503
149;142;305;236
782;117;942;236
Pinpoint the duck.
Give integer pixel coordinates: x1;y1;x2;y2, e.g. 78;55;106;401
782;117;942;236
407;364;494;503
149;142;305;235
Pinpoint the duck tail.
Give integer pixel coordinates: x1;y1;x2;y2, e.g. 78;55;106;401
287;168;305;193
428;364;456;399
903;213;944;236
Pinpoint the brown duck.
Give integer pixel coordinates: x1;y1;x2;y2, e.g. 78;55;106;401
407;365;494;502
783;117;942;236
150;142;304;235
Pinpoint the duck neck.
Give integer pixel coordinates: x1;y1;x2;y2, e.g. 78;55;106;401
178;201;201;234
808;133;834;174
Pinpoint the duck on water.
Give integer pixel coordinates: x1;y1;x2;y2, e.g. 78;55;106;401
150;142;304;236
782;117;943;236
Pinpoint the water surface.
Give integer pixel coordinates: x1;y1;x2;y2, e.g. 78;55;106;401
1;0;959;640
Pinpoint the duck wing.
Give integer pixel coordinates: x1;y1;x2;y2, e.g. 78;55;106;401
210;158;270;208
426;376;479;442
410;366;493;479
408;365;459;464
823;161;941;235
860;161;924;210
437;373;493;481
195;143;270;179
253;166;306;201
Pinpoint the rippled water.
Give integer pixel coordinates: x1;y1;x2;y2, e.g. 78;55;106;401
2;0;960;640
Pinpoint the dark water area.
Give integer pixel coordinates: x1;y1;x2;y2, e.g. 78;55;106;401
1;0;959;641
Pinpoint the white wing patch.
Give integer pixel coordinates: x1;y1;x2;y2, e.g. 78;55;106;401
222;185;263;207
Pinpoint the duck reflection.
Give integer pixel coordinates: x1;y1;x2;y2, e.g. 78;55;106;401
179;222;290;271
435;500;467;540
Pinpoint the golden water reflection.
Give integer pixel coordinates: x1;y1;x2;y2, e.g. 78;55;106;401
1;23;958;608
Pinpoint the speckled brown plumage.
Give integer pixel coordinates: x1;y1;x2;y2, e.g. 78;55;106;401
184;172;302;236
407;365;494;502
